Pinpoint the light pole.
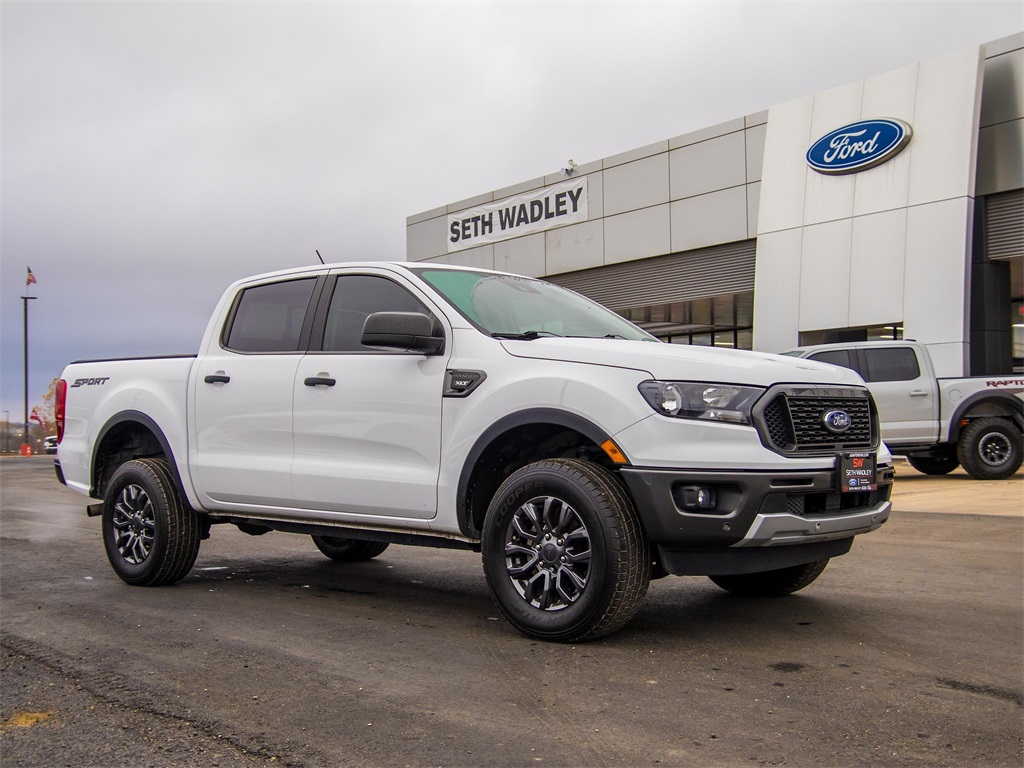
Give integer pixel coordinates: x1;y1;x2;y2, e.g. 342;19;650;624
2;410;8;453
22;294;37;452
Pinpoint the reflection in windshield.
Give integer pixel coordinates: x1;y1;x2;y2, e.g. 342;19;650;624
416;269;657;342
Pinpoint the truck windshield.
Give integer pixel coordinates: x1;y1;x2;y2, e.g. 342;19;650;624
415;268;657;342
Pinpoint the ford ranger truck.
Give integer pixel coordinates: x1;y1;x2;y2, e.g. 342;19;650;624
55;263;894;642
783;341;1023;480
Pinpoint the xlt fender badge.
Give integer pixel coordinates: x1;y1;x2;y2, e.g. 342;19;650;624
71;377;110;388
444;370;486;398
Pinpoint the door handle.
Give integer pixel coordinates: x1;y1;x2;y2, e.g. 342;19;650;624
304;377;337;387
204;374;230;384
909;390;929;397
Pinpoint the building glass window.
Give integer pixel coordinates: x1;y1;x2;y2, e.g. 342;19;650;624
619;292;754;349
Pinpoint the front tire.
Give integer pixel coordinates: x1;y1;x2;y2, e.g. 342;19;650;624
312;536;390;562
708;560;829;597
102;459;201;586
481;459;650;643
957;418;1023;480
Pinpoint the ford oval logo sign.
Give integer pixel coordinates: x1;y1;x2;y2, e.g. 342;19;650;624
823;409;852;434
806;118;912;175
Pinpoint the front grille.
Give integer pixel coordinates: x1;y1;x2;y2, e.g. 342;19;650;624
755;386;877;455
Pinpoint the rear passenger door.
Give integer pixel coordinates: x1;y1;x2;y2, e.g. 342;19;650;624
858;347;938;445
192;276;321;510
291;270;450;520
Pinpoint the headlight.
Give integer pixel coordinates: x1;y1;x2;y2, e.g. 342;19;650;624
638;381;764;425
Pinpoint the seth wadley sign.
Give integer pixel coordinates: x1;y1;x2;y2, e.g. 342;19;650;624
447;178;588;253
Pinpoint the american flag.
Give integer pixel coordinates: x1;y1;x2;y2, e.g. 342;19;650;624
26;267;37;286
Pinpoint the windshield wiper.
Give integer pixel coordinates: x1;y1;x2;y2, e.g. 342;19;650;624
491;330;561;340
565;333;630;340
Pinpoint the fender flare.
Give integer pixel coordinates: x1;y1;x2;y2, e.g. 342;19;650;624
91;410;188;503
947;391;1024;442
455;408;615;537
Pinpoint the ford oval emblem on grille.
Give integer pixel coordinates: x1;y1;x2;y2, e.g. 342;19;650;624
823;409;852;434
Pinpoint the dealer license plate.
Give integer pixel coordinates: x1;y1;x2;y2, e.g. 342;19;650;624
839;452;877;492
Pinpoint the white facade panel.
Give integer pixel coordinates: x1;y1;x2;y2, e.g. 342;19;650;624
669;187;747;254
669;130;746;200
908;46;984;207
605;204;671;265
495;233;546;277
603;154;669;216
903;198;973;376
848;209;908;327
746;182;760;239
437;244;495;270
669;117;745;150
798;219;854;331
752;229;803;352
803;80;862;226
758;95;814;234
745;123;767;183
406;215;448;262
545;219;604;274
853;64;917;216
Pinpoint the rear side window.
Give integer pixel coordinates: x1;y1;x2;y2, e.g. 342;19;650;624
322;275;430;352
808;349;855;371
862;348;921;382
225;278;316;352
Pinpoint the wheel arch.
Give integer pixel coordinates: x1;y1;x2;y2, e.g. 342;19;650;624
456;408;621;539
948;392;1024;442
91;411;190;505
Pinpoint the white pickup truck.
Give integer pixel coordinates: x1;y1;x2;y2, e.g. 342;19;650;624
55;262;894;642
783;341;1023;480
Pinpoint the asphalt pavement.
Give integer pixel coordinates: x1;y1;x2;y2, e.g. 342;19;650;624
1;456;1021;768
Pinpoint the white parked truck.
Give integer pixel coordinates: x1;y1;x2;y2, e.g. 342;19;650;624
55;263;895;642
782;340;1023;480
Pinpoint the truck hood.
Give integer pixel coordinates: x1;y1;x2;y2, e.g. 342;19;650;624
500;338;866;388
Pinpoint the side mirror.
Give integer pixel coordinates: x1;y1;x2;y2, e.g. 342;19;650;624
362;312;445;355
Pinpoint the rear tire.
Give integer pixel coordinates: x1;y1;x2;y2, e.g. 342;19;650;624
481;459;650;643
906;452;959;476
102;458;201;586
312;536;390;562
956;418;1023;481
708;560;829;597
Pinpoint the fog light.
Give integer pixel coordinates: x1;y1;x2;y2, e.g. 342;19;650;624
679;485;716;510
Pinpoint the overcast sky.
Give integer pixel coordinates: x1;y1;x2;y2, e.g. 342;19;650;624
2;1;1021;422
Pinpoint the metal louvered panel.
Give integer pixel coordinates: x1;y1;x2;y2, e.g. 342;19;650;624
986;189;1023;261
546;240;756;311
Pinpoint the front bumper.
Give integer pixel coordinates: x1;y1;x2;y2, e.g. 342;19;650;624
619;463;894;575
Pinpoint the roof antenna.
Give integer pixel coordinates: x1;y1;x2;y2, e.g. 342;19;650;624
315;249;325;265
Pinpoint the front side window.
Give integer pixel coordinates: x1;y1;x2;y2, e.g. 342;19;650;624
225;278;316;352
415;268;655;341
862;348;921;382
322;275;431;352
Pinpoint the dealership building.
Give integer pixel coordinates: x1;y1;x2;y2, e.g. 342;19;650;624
407;33;1023;377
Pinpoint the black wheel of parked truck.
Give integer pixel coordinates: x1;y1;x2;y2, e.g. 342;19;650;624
312;536;390;562
906;451;960;476
708;559;830;597
102;458;201;586
481;459;650;643
957;418;1023;481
